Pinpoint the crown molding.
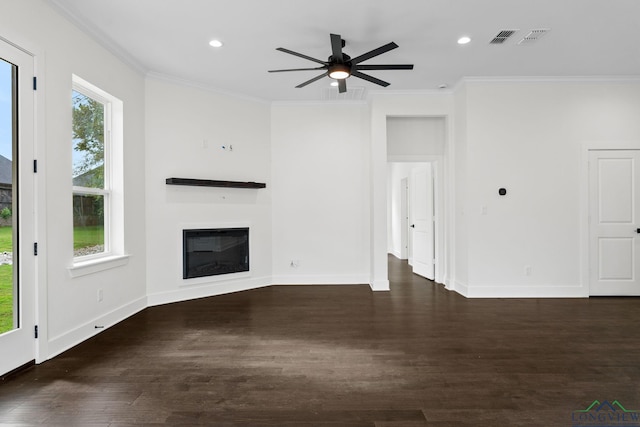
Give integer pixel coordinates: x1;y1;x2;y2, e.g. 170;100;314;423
270;99;369;107
460;75;640;84
367;89;452;98
145;71;271;105
46;0;148;76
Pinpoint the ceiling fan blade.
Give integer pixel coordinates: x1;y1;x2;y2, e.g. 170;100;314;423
295;73;327;88
276;47;327;65
355;64;414;70
351;71;390;87
351;42;399;65
330;33;343;62
269;66;327;73
338;79;347;93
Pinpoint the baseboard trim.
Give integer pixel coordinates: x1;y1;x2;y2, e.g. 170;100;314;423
369;279;390;291
462;284;587;298
271;274;368;286
47;296;147;360
452;280;469;297
442;274;452;290
147;276;272;307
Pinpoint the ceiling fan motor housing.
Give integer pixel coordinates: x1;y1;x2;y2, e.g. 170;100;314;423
328;52;352;79
328;63;351;79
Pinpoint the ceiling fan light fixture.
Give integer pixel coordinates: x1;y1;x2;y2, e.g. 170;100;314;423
328;64;350;80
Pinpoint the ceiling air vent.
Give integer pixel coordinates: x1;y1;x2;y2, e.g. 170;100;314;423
322;86;366;101
518;28;550;44
490;29;518;44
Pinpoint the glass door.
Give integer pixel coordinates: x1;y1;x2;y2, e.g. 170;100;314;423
0;56;16;336
0;39;36;376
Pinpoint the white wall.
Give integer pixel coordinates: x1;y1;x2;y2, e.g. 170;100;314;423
145;78;272;305
271;103;370;285
0;0;148;359
387;117;446;157
457;80;640;297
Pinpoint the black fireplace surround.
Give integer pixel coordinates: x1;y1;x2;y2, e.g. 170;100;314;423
183;228;249;279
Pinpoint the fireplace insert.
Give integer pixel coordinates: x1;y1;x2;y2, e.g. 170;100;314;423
183;228;249;279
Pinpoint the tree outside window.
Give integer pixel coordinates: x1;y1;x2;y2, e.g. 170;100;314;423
72;88;108;258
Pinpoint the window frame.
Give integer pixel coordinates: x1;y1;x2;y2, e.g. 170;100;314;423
70;75;125;272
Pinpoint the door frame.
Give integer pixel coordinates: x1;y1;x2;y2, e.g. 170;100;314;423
388;156;444;283
581;142;640;297
0;33;47;366
400;177;409;260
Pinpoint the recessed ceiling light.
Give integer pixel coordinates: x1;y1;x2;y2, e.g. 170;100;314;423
209;39;223;48
457;36;471;45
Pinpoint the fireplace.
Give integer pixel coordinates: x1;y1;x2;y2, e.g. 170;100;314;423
183;228;249;279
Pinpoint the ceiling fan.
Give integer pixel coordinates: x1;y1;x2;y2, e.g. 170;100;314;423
269;33;414;93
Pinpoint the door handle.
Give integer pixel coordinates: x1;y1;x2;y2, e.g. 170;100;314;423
637;228;640;234
410;224;415;228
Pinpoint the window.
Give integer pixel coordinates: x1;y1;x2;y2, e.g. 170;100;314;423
71;75;124;264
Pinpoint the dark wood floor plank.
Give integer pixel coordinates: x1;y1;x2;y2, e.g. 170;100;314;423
1;255;640;426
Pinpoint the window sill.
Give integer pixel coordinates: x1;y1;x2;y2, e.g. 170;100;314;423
68;254;130;278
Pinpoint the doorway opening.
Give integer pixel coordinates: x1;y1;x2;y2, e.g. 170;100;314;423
387;161;441;281
386;116;445;283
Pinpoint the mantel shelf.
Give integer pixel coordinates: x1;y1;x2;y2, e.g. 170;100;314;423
166;178;266;189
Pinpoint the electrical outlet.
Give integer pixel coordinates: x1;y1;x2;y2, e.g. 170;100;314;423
524;266;532;276
290;260;300;268
97;289;103;302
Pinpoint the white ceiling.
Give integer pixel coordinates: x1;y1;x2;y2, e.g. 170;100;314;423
48;0;640;102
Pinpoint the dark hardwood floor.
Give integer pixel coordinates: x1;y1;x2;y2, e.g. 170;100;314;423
1;256;640;426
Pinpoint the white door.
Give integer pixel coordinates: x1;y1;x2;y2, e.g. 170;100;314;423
589;150;640;296
0;40;36;376
410;165;434;280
